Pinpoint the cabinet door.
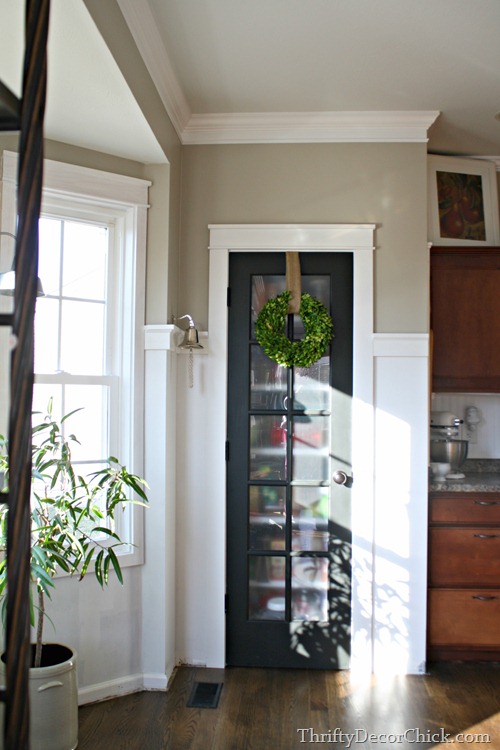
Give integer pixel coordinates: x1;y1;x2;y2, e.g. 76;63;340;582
431;248;500;392
429;494;500;524
429;527;500;585
428;588;500;647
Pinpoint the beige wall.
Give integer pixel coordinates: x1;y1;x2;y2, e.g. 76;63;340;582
179;142;429;333
83;0;183;324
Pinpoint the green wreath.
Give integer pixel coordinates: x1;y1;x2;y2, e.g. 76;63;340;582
255;291;333;368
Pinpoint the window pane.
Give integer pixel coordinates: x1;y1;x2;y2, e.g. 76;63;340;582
62;222;107;300
0;329;10;439
63;385;109;462
32;385;109;463
38;218;61;297
61;300;105;374
32;385;63;424
34;297;59;372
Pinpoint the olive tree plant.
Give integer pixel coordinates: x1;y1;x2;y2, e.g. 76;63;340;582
0;400;148;668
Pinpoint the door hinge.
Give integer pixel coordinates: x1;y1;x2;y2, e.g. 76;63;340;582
225;441;230;461
227;287;231;307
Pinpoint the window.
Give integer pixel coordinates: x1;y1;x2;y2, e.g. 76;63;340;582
0;151;150;566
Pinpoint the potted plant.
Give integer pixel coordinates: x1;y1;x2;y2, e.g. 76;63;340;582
0;399;148;750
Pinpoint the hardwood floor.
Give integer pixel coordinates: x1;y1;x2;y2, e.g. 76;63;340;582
78;663;500;749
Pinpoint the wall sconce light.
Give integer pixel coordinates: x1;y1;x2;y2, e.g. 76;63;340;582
174;314;203;388
0;231;45;296
174;314;203;350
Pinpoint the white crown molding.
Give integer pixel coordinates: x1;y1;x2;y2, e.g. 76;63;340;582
182;110;440;145
466;155;500;171
117;2;439;146
116;0;191;139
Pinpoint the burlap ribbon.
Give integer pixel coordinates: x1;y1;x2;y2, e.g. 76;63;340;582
286;251;301;314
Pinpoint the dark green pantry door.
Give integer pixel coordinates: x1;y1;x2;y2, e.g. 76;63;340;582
226;252;353;669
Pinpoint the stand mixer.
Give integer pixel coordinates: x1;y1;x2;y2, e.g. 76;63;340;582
430;411;469;479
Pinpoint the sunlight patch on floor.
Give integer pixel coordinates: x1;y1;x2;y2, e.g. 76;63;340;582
434;710;500;748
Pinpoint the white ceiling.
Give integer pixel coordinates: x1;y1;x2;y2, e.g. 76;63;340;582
2;0;500;162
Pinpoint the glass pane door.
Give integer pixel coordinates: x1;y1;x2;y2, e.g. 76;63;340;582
226;251;353;669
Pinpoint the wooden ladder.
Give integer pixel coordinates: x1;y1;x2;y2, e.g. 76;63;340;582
0;2;50;747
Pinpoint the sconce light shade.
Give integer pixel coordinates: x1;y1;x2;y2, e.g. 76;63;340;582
175;314;203;349
181;326;203;349
0;231;45;297
0;269;45;297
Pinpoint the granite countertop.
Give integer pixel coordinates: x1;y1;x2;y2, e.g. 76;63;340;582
429;459;500;493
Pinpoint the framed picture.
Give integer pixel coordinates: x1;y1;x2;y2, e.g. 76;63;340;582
428;155;500;246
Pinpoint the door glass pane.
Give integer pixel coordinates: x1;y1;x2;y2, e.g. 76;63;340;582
249;485;286;550
248;556;286;620
250;345;287;410
250;415;287;480
293;355;331;411
291;557;329;621
292;415;330;480
251;274;286;337
293;275;330;337
292;486;329;551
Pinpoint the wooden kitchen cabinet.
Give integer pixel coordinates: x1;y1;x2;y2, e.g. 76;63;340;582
431;247;500;392
428;491;500;660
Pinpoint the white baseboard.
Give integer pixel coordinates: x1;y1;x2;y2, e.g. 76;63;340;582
78;671;170;706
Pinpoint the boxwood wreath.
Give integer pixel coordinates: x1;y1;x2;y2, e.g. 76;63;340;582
255;291;333;368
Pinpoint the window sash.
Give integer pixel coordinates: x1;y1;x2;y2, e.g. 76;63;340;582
1;150;150;569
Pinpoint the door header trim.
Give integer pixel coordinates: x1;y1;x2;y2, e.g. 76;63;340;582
208;223;376;251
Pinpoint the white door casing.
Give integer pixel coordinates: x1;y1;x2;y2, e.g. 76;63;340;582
205;224;377;672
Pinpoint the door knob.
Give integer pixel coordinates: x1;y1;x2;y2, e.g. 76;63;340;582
332;470;353;486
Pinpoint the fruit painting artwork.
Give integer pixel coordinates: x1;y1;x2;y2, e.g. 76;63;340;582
436;170;486;241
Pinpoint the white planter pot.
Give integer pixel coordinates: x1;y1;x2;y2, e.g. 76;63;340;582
0;643;78;750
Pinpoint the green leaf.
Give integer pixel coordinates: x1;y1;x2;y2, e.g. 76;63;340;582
107;547;123;585
94;550;104;587
79;547;95;580
92;527;120;541
60;407;83;423
32;564;55;595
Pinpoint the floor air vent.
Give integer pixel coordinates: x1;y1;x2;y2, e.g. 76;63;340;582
187;681;223;709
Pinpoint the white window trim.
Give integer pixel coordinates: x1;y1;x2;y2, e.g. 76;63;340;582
1;150;151;568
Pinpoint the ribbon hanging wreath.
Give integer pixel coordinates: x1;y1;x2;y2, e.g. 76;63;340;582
255;255;334;368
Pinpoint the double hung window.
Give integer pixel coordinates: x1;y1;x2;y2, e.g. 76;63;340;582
1;151;150;564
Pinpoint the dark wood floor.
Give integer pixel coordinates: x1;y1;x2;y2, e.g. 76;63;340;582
78;663;500;749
